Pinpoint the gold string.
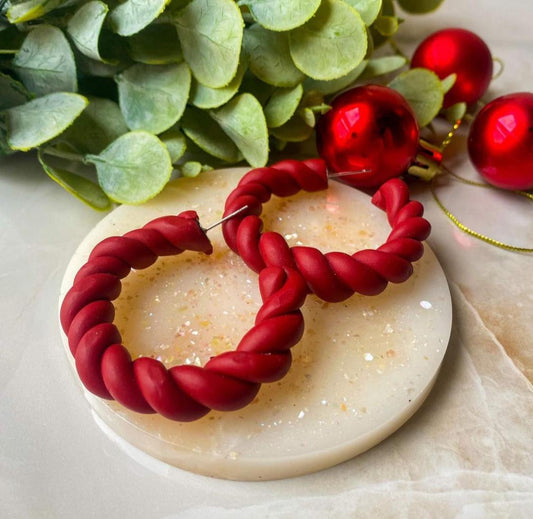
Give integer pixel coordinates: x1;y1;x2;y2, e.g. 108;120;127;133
440;118;463;150
430;166;533;253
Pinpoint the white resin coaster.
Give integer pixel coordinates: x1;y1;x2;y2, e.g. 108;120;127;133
59;168;452;481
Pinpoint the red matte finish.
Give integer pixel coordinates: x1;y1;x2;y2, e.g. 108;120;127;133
61;161;431;422
468;92;533;190
222;161;431;303
60;210;309;422
316;85;420;188
411;28;493;108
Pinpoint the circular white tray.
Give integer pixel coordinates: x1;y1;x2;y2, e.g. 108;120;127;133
59;168;452;481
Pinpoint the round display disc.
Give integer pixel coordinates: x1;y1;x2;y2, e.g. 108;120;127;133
59;168;452;481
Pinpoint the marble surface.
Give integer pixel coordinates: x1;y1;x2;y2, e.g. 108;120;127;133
2;0;533;517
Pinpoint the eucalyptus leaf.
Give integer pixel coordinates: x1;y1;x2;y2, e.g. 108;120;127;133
244;24;304;87
360;55;407;79
127;24;183;64
441;73;457;94
343;0;382;26
159;128;186;163
13;25;77;96
179;161;203;178
110;0;171;37
300;107;315;128
59;97;128;155
389;68;444;127
0;0;445;209
397;0;444;14
6;92;88;151
7;0;66;23
67;1;110;63
289;0;367;80
181;107;242;162
304;60;367;95
86;131;172;204
241;0;320;32
179;160;213;178
373;15;399;37
444;102;467;124
264;84;303;128
38;150;111;210
175;0;243;88
190;60;246;109
210;93;268;167
116;62;191;134
0;72;32;110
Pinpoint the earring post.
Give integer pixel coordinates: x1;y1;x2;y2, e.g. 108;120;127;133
328;169;371;179
202;205;249;232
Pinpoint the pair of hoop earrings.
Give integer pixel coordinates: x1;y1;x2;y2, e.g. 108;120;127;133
60;159;431;422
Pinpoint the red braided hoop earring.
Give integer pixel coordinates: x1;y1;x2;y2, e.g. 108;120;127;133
60;210;309;422
222;159;431;303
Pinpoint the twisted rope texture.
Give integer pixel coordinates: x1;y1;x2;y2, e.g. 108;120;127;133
60;211;308;422
223;159;432;303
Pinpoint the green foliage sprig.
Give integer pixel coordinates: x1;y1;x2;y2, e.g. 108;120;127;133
0;0;445;209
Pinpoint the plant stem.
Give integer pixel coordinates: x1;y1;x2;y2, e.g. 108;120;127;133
389;38;409;62
41;146;85;163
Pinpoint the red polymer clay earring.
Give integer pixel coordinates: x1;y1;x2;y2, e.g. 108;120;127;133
60;210;309;422
222;158;431;303
60;158;431;422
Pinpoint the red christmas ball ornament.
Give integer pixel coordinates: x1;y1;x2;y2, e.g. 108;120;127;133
468;92;533;191
316;84;420;189
411;28;493;108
